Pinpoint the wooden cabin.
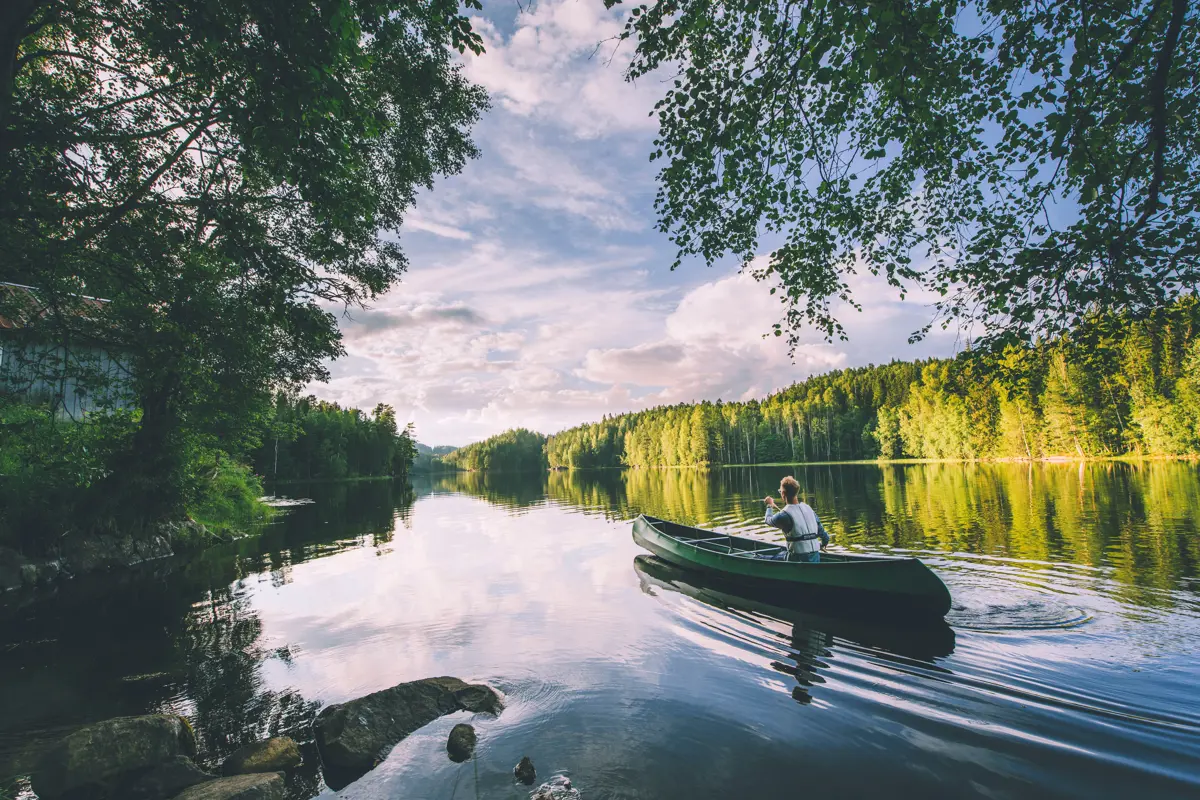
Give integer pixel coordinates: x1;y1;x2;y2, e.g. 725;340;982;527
0;282;134;420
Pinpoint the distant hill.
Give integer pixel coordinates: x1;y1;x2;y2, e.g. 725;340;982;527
413;442;458;473
438;429;548;472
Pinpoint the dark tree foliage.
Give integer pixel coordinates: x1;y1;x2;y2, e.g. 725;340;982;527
441;428;550;472
250;395;417;482
0;0;487;525
610;0;1200;346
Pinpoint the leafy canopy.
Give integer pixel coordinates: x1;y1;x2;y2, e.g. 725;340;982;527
0;0;487;521
608;0;1200;346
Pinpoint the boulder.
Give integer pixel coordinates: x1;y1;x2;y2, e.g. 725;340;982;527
531;775;581;800
170;773;284;800
220;737;301;776
446;724;476;763
514;756;536;785
126;755;214;800
30;714;197;800
313;676;503;789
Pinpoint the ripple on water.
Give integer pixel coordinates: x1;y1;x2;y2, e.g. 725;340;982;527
948;597;1094;632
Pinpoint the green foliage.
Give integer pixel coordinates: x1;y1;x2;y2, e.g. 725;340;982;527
0;396;274;549
249;394;418;481
546;362;927;468
442;429;549;472
535;300;1200;467
188;452;274;539
872;407;902;460
1;0;487;524
0;396;140;547
612;0;1200;346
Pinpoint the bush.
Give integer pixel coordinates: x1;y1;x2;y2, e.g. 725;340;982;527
0;396;140;550
187;451;274;537
0;396;272;551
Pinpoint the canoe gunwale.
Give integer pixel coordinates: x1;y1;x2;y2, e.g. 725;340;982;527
638;514;902;565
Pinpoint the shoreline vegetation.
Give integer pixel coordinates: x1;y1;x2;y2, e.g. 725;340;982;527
441;452;1200;475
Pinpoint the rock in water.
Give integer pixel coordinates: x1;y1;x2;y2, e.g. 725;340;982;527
531;775;581;799
30;714;197;799
446;724;476;763
126;756;214;800
313;676;503;789
171;773;285;800
221;737;301;775
514;756;536;785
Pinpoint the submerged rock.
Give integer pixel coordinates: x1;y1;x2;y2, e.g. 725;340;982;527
312;676;503;789
446;724;476;763
514;756;536;785
126;755;214;800
30;713;197;800
171;772;284;800
220;737;301;775
531;775;581;800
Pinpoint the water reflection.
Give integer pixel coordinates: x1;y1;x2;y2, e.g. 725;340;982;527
0;479;415;795
3;464;1200;799
633;554;955;706
442;461;1200;606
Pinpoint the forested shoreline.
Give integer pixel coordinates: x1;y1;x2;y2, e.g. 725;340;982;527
439;428;548;473
449;302;1200;472
248;395;418;483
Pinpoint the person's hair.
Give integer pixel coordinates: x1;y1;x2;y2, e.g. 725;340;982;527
779;476;800;503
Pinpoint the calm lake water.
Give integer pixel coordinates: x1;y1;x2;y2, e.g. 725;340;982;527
3;463;1200;798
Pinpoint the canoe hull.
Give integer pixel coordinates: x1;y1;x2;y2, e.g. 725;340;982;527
632;514;952;618
633;554;956;659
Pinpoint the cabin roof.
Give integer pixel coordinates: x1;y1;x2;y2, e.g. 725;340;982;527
0;282;109;331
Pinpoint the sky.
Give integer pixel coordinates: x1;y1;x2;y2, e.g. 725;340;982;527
311;0;962;447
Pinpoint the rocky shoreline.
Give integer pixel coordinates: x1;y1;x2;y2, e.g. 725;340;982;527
0;520;229;596
20;676;580;800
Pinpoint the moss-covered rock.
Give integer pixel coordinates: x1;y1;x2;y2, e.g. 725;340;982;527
220;738;301;776
312;676;503;789
446;724;476;763
30;714;197;799
170;772;284;800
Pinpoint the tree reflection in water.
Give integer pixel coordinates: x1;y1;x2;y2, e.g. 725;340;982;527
0;479;415;797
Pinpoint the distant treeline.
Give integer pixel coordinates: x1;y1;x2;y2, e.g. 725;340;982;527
250;395;417;481
440;428;548;472
536;301;1200;467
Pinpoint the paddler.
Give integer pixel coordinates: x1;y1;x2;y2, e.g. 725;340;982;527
764;476;829;562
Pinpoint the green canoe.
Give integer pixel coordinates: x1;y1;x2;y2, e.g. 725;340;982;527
631;514;953;617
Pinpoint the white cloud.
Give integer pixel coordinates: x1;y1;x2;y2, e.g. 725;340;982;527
464;1;663;139
581;271;849;404
302;4;960;447
402;215;473;240
313;247;955;446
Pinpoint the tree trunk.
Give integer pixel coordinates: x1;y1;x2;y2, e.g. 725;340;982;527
0;0;46;149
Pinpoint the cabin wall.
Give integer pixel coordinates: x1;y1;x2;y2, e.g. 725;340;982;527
0;340;134;420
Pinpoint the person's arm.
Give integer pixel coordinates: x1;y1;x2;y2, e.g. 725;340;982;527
814;512;830;548
763;499;793;533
